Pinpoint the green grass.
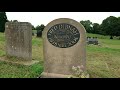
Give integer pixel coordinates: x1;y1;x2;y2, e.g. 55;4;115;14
0;32;43;78
0;61;43;78
0;33;5;57
86;35;120;78
87;33;110;39
0;32;120;78
32;30;37;34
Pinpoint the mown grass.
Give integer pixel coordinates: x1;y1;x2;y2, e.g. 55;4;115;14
0;32;43;78
0;33;5;57
87;33;110;39
86;36;120;78
0;32;120;78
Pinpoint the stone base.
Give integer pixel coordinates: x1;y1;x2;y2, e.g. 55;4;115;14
40;72;71;78
0;57;39;66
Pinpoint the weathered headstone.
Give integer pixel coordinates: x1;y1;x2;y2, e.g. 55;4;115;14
41;18;86;78
94;37;98;45
87;37;98;45
5;21;32;60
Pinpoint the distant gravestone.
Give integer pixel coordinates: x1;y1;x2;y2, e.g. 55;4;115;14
87;37;98;45
41;18;86;78
5;21;32;60
94;37;98;45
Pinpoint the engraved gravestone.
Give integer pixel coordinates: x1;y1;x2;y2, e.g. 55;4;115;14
5;21;32;60
41;18;86;78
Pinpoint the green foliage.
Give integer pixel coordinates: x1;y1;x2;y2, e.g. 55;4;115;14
80;20;93;33
36;24;45;37
99;16;120;39
32;25;35;30
80;16;120;39
0;12;8;32
92;23;100;34
0;62;43;78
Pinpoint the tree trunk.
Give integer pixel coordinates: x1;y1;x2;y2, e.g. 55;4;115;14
110;36;113;39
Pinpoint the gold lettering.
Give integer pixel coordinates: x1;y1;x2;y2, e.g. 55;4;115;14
48;33;51;36
74;38;78;42
71;40;76;44
49;29;54;33
59;24;63;29
48;38;54;43
52;42;58;46
57;43;61;47
69;25;71;29
54;26;58;30
68;42;73;46
52;41;56;46
65;25;69;29
74;32;79;35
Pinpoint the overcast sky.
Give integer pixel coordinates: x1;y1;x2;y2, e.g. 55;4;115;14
6;12;120;27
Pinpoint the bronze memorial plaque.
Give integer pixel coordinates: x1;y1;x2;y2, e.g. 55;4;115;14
47;23;80;48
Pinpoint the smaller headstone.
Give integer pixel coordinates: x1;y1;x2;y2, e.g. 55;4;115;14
5;21;32;60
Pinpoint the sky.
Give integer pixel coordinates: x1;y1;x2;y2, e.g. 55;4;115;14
6;12;120;27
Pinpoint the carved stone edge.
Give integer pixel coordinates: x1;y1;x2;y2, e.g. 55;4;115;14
40;72;72;78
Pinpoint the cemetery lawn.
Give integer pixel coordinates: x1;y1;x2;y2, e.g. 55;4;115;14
0;32;120;78
87;33;120;78
0;33;43;78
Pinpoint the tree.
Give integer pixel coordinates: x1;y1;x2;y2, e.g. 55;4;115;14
117;17;120;37
35;24;45;31
101;16;119;39
92;23;100;34
80;20;93;33
32;25;35;30
0;12;8;32
36;24;45;37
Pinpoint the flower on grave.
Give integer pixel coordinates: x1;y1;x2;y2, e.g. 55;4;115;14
71;65;89;78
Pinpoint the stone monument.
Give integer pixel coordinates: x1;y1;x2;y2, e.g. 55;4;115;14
41;18;86;78
5;21;32;61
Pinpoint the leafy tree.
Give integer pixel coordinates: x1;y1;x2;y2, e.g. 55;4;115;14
92;23;100;34
116;17;120;37
32;25;35;30
101;16;119;39
36;24;45;37
0;12;8;32
36;24;45;31
80;20;93;33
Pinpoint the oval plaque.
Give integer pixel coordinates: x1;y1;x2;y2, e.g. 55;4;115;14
47;23;80;48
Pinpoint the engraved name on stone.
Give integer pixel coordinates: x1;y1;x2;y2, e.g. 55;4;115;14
47;23;80;48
